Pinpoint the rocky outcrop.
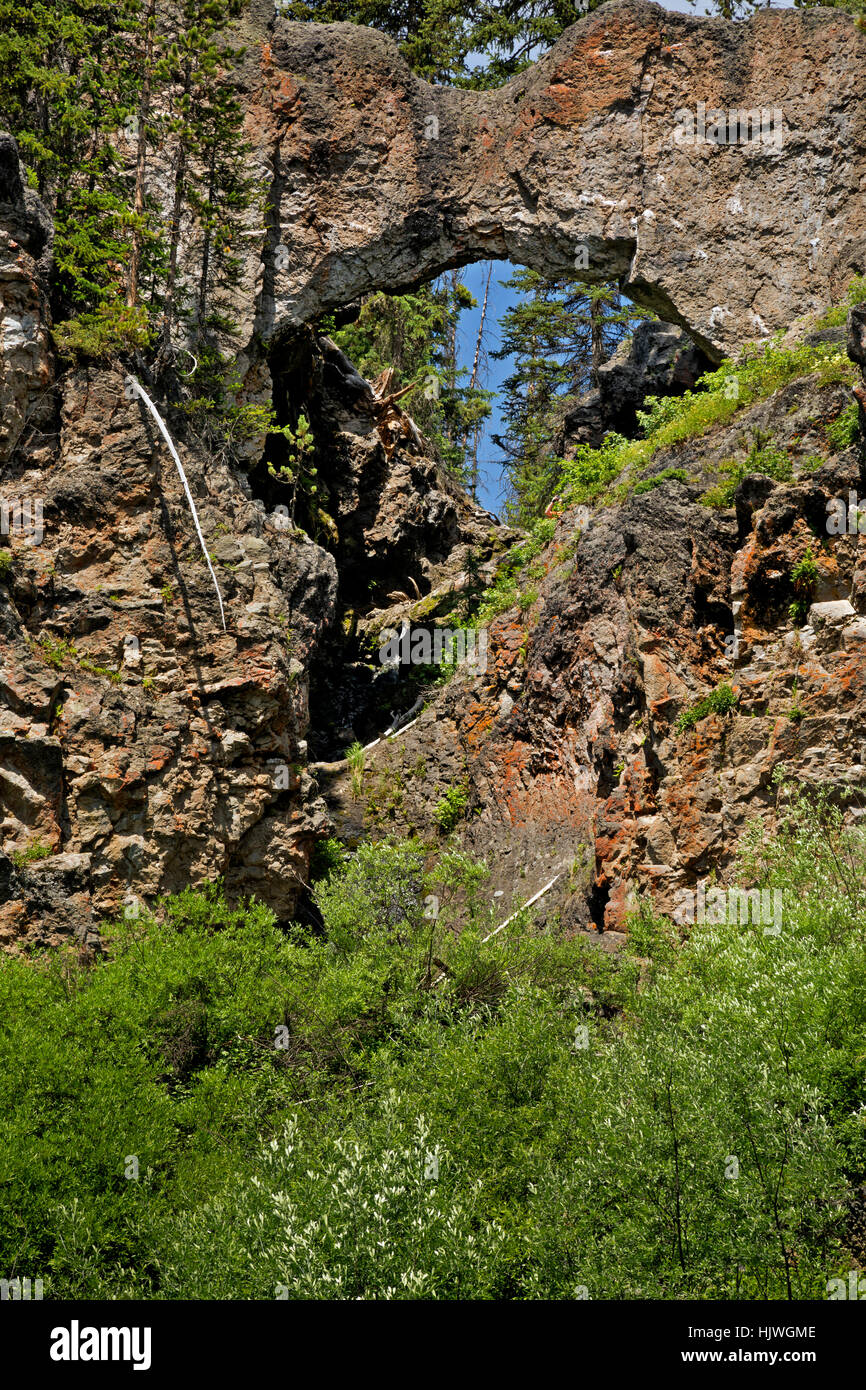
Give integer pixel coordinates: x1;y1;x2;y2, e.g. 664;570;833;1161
0;209;501;946
226;0;866;358
320;316;866;936
555;319;713;452
2;0;866;947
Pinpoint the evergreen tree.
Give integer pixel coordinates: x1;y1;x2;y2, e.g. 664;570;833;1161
327;276;493;484
0;0;145;311
150;0;250;359
284;0;608;87
492;269;646;523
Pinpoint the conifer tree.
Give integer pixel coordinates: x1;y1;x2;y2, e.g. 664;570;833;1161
492;269;646;523
328;276;493;484
0;0;145;311
284;1;608;87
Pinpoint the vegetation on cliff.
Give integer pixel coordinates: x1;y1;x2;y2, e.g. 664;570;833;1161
1;785;864;1299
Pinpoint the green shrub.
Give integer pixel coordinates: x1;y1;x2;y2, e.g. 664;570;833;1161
701;435;792;508
517;586;538;612
814;273;866;328
2;791;865;1301
11;840;52;867
469;517;555;626
632;467;690;495
52;301;152;360
346;740;366;800
826;401;860;453
434;783;470;833
676;682;739;734
560;328;857;511
309;837;348;883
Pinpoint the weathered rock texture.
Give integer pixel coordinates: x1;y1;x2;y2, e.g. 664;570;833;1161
554;318;713;452
2;1;866;946
321;318;866;936
230;0;866;358
0;135;504;945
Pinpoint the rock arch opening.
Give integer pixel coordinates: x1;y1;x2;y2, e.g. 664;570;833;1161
240;1;866;370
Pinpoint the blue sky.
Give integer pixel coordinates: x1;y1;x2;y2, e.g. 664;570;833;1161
450;0;794;515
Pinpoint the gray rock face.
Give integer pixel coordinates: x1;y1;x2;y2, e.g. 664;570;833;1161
319;319;866;935
555;319;713;452
228;0;866;359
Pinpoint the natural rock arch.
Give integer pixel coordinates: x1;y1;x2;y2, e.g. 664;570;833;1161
231;0;866;361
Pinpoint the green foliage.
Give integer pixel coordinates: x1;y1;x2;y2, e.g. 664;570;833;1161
1;800;865;1299
632;467;690;495
559;329;858;512
309;837;348;883
493;269;648;523
0;549;12;580
0;0;251;326
328;280;492;484
34;633;122;683
517;586;538;612
826;401;860;453
813;272;866;328
701;434;793;508
791;544;819;593
346;740;366;800
282;1;609;87
11;840;52;867
52;302;152;360
788;679;807;722
175;346;291;471
434;783;470;833
265;413;318;519
464;517;555;626
675;682;739;734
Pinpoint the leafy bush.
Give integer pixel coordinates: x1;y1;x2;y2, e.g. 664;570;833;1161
814;273;866;328
559;327;857;510
346;740;366;800
52;302;152;360
468;517;555;626
309;837;348;883
676;682;739;734
826;401;860;453
632;467;690;495
156;1115;508;1299
2;796;865;1300
434;784;470;833
701;435;792;508
11;840;52;867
